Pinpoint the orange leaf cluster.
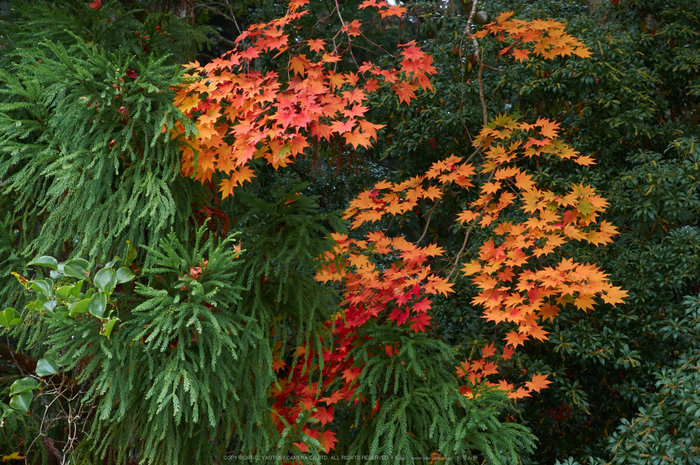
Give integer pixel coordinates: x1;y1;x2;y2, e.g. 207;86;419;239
451;114;627;396
473;11;592;61
323;113;626;402
343;155;475;228
173;0;436;199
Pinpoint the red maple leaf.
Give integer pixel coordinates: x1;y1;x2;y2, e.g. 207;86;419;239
413;297;431;313
342;367;362;384
319;390;344;406
319;430;338;453
312;406;334;425
409;313;432;332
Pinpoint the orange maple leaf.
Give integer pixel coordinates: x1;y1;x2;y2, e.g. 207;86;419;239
525;374;552;393
505;331;528;348
343;129;372;149
307;39;326;52
512;48;530;62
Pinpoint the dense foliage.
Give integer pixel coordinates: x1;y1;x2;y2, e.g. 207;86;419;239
1;0;699;464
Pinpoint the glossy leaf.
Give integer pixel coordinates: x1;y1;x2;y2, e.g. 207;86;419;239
36;355;60;377
101;317;119;339
115;267;135;285
94;268;116;293
27;255;58;270
88;291;108;318
64;258;90;279
9;377;39;396
69;298;91;316
9;391;33;413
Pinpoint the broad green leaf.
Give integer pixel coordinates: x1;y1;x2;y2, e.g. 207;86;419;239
55;306;68;316
36;355;60;377
101;317;119;339
94;268;115;293
116;267;135;284
49;268;64;280
9;377;39;396
0;308;22;327
89;292;108;318
28;294;48;311
9;391;33;412
55;285;74;300
27;256;58;270
69;298;90;316
29;279;53;298
64;259;90;279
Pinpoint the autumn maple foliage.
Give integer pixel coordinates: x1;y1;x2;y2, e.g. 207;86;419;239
173;0;435;199
174;0;627;457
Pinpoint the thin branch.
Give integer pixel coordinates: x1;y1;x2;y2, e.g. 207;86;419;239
446;170;494;281
483;63;505;72
461;0;488;126
447;219;477;281
211;31;237;50
196;1;242;36
417;199;441;245
224;1;242;36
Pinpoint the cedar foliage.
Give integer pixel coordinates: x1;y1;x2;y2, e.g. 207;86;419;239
0;0;207;275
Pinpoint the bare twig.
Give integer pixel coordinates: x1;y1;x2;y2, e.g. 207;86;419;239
483;63;505;72
197;1;242;36
211;31;237;50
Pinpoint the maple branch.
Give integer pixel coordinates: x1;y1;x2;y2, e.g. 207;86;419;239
331;0;359;67
447;170;494;281
333;0;346;29
357;33;398;60
462;0;488;125
223;1;242;36
197;1;241;36
483;64;505;73
211;31;237;50
417;199;440;245
447;219;477;282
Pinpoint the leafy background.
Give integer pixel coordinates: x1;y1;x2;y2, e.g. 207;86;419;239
1;0;699;464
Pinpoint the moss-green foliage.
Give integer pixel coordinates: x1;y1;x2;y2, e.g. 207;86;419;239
229;184;340;361
1;180;348;463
